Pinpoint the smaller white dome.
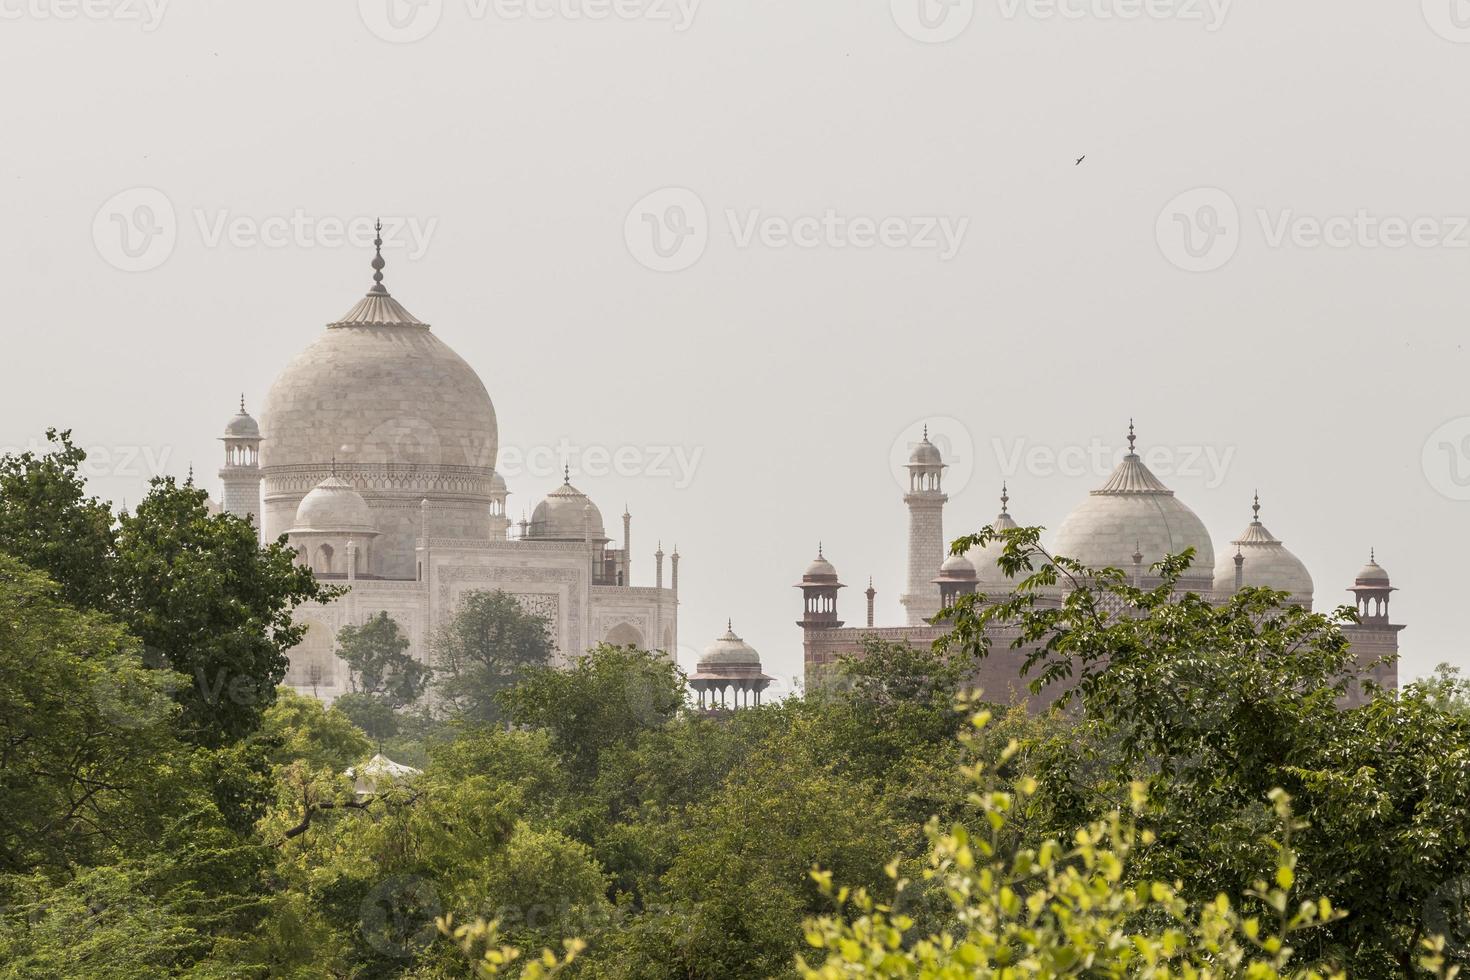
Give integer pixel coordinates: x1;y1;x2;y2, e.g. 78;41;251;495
699;623;763;670
938;553;976;578
908;432;944;468
1355;553;1390;586
1212;497;1313;605
527;476;606;541
966;485;1021;587
223;403;260;439
292;476;378;533
802;549;839;581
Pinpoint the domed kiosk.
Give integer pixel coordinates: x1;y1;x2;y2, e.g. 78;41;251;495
689;622;773;710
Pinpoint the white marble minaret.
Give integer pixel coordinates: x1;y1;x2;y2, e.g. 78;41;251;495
900;425;947;625
219;395;263;539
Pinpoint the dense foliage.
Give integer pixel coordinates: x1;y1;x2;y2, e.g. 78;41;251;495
2;431;1469;978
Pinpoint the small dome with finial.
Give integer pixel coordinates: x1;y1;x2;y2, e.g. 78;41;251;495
1212;492;1313;606
803;544;840;582
1355;550;1391;586
966;482;1022;588
223;394;261;439
697;621;765;670
907;424;944;468
526;467;606;541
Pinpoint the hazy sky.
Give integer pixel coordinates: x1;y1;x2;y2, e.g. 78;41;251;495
3;0;1468;689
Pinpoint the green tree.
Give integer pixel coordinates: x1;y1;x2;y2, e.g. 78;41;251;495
0;428;116;610
0;553;195;873
500;643;686;779
432;590;555;726
113;476;337;747
797;705;1351;980
337;611;428;707
942;523;1470;975
261;686;373;773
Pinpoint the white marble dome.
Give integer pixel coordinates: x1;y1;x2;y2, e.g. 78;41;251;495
965;485;1021;588
259;290;497;476
698;623;763;669
291;476;378;533
908;435;943;467
1052;439;1214;588
939;553;976;578
527;478;606;541
1355;554;1391;586
1213;499;1313;606
223;402;260;439
803;550;839;581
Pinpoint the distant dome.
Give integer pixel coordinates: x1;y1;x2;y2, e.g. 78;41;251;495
1213;496;1313;606
802;549;839;581
909;439;943;467
291;476;378;533
965;485;1021;588
698;623;763;670
1355;553;1391;586
490;471;508;495
527;476;606;541
1051;427;1214;588
223;399;260;439
938;553;976;578
260;284;497;476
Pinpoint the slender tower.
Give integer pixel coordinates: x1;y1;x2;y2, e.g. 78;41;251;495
219;395;263;539
488;473;511;541
900;425;947;625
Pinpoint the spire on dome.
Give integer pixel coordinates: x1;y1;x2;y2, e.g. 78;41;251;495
328;223;428;328
563;464;571;485
1252;491;1261;523
369;219;387;295
1000;481;1010;516
1127;419;1137;455
239;392;246;413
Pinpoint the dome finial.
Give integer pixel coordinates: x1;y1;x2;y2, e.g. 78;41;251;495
369;218;387;295
563;463;571;485
922;423;929;442
1370;546;1376;563
1252;490;1261;523
818;540;824;559
186;463;194;485
239;392;246;414
1127;419;1137;455
1000;481;1010;515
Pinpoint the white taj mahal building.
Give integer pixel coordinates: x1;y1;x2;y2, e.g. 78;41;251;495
214;239;678;702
